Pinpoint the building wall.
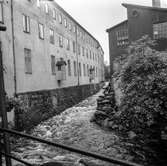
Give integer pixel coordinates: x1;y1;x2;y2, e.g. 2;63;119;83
1;0;104;96
107;5;167;75
127;7;167;42
127;7;153;41
15;82;104;131
1;0;15;97
107;21;128;74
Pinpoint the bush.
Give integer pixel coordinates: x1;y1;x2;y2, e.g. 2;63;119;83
115;36;167;133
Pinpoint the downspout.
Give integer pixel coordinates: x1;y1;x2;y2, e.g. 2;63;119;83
11;0;17;96
75;25;80;86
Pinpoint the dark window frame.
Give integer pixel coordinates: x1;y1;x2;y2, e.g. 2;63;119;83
24;48;32;74
38;23;44;40
23;14;30;33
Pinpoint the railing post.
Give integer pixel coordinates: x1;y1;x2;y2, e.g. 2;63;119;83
0;42;12;166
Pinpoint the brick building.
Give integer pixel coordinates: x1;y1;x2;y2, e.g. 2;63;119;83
106;0;167;74
0;0;104;128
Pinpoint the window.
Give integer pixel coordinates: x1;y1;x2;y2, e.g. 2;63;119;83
51;55;56;74
38;23;44;39
77;29;79;37
64;18;67;27
66;38;70;50
86;49;88;58
49;29;54;44
0;3;3;23
116;29;129;47
74;61;77;76
73;26;76;33
90;50;92;59
87;64;89;76
37;0;40;7
79;62;82;76
73;41;76;53
24;48;32;74
23;15;30;33
153;22;167;39
67;60;71;76
82;47;85;56
58;14;62;24
45;4;49;14
59;35;63;47
52;9;56;19
78;44;81;55
69;23;72;31
83;64;86;76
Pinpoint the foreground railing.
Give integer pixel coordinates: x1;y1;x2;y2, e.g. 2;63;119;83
0;128;142;166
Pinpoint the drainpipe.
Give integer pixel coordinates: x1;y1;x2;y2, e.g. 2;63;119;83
11;0;17;96
75;25;80;86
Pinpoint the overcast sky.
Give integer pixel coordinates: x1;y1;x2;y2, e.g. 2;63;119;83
55;0;167;65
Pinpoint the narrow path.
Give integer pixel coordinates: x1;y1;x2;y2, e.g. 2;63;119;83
13;89;133;166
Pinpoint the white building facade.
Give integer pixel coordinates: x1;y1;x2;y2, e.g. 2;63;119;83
0;0;104;97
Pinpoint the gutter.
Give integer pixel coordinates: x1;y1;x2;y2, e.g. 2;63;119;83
11;0;17;96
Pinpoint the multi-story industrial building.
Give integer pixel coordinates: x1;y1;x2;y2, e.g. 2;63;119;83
106;0;167;74
0;0;104;128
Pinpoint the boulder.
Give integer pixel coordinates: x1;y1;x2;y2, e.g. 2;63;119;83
78;158;105;166
41;161;73;166
128;131;137;139
94;111;108;120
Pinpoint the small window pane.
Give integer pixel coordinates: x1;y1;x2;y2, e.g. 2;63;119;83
39;23;44;39
66;38;70;50
52;9;56;19
73;41;76;53
0;3;3;23
58;14;62;24
64;18;67;27
24;48;32;74
50;29;54;44
67;60;71;76
51;55;56;74
45;4;49;13
59;35;63;47
23;15;30;33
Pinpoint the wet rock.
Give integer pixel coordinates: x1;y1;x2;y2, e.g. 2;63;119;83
79;158;105;166
94;111;108;119
108;121;114;128
103;118;109;128
41;161;74;166
128;131;137;139
112;124;118;129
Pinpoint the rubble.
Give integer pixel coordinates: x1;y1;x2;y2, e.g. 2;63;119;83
92;82;118;128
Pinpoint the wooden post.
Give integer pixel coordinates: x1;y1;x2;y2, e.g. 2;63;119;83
0;42;12;166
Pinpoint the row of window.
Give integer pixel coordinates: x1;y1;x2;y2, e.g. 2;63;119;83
52;58;99;78
116;29;128;41
117;40;129;48
35;0;97;48
23;14;100;62
0;3;3;23
153;22;167;39
24;48;100;77
0;1;98;49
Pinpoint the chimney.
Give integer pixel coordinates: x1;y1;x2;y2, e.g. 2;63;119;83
152;0;161;7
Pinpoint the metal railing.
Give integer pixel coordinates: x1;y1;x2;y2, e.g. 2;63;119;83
0;128;142;166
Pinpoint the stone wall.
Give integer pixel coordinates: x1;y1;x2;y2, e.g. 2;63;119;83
15;83;103;131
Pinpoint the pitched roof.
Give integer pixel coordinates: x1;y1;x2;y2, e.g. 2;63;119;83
106;20;128;33
50;1;102;49
122;3;167;11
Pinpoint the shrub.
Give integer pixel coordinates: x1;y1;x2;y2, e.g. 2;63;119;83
115;36;167;133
